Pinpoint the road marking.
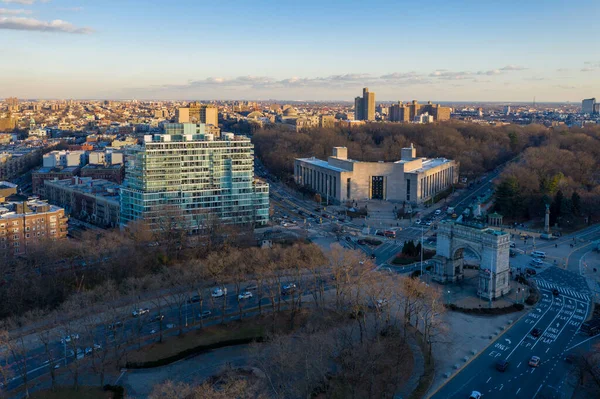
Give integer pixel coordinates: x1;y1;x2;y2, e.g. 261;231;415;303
532;384;543;398
114;370;126;384
506;294;554;360
516;387;521;395
499;384;503;391
486;377;491;383
517;362;521;368
546;348;550;353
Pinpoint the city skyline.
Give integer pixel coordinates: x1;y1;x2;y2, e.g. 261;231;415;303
1;0;600;101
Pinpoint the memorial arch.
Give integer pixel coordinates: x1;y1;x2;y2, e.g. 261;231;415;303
431;221;511;300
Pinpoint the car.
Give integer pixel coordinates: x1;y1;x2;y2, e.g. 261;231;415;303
531;258;543;268
525;268;537;276
425;221;432;226
468;391;482;399
85;347;93;356
166;323;175;329
415;219;421;225
132;308;150;317
238;291;253;300
565;353;577;364
552;288;559;296
434;210;442;215
245;284;258;291
371;253;376;260
199;310;212;319
211;288;226;298
282;283;297;291
108;321;123;330
153;314;165;321
188;295;201;303
531;328;542;338
93;343;102;351
509;242;516;248
529;355;541;367
496;359;509;372
375;298;388;309
60;334;79;344
76;348;84;360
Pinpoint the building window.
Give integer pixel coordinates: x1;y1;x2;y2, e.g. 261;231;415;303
371;176;384;200
406;178;411;201
347;178;351;199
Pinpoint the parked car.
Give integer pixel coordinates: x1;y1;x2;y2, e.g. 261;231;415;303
199;310;212;319
468;391;482;399
496;359;509;372
188;295;201;303
525;268;537;276
531;328;542;338
153;314;165;322
245;284;258;291
238;291;253;300
509;242;516;248
528;356;541;367
434;210;442;216
211;288;226;298
282;283;297;295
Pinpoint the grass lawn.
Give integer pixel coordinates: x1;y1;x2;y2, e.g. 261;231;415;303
31;386;112;399
126;309;324;365
392;250;435;265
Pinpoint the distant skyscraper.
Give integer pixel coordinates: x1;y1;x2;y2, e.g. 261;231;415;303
177;103;218;126
354;88;375;121
503;105;511;115
582;98;596;114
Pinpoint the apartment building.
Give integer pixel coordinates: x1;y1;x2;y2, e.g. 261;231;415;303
0;194;68;256
44;177;120;228
354;88;376;121
389;100;451;122
120;128;269;231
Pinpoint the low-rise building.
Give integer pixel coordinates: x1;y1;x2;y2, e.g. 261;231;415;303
32;166;81;196
44;177;120;228
294;144;458;204
0;196;68;257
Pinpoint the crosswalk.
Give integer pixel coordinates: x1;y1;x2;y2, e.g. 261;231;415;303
533;279;590;301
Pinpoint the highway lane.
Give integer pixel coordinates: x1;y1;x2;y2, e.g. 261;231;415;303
3;281;320;393
431;268;596;399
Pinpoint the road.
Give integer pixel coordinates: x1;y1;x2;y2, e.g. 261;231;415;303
431;266;598;399
2;280;317;395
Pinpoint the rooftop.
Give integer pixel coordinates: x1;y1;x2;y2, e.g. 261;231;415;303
35;166;80;174
296;157;349;173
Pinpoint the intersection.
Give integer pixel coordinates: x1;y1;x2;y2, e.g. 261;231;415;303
431;267;597;399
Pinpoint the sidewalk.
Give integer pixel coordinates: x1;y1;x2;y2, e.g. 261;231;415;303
395;334;425;399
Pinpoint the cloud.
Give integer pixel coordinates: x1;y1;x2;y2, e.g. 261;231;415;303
0;7;31;14
1;0;49;4
0;16;93;33
556;68;569;72
500;65;527;71
581;67;595;72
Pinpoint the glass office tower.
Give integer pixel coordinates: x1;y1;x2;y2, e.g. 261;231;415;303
120;125;269;231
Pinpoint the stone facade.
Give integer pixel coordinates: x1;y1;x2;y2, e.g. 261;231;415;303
294;145;458;205
432;221;511;300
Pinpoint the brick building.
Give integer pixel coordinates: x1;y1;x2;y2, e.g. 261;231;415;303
0;195;68;257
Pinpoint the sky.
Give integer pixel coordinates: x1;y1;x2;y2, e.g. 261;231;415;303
1;0;599;102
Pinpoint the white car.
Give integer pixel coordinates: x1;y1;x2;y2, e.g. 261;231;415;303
238;291;253;300
531;258;543;268
132;308;150;317
468;391;482;399
211;288;226;298
60;334;79;344
434;210;442;215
